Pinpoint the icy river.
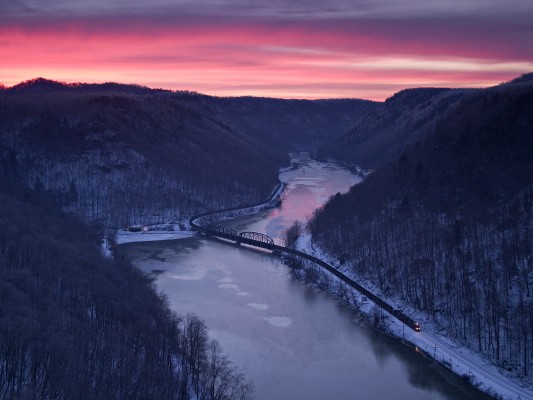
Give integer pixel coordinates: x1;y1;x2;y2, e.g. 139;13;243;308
120;156;492;400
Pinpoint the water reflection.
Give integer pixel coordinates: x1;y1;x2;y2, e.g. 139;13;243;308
120;158;492;400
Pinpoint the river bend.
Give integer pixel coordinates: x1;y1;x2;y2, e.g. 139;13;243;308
121;156;491;400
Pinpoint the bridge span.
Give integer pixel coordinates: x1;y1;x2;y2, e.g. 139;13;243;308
237;232;274;246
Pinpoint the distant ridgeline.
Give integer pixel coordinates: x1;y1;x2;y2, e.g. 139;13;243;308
0;78;375;228
309;74;533;379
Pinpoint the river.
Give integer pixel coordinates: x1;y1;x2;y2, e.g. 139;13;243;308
120;156;492;400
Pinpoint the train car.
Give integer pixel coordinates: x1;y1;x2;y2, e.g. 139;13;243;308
392;309;421;332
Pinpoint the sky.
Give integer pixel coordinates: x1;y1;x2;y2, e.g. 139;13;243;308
1;0;533;100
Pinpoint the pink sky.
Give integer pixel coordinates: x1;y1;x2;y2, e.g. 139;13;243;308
1;1;532;100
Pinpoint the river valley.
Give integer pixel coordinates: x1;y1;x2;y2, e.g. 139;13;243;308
120;157;492;400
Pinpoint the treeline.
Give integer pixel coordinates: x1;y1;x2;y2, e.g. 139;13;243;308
315;86;471;169
0;182;254;399
0;79;286;227
206;96;377;152
309;76;533;378
0;79;377;228
25;156;267;228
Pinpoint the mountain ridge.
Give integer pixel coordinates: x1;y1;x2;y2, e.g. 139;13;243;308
309;74;533;380
315;73;533;169
315;87;475;168
0;79;374;226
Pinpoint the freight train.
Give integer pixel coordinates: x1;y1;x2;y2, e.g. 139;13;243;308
392;309;421;332
190;205;422;333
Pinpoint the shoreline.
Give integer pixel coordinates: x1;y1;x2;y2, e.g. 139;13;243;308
293;233;533;400
116;159;532;400
116;227;196;245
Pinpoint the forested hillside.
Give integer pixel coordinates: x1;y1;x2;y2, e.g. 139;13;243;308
0;179;254;399
0;79;373;229
316;87;471;168
208;97;377;152
309;76;533;378
0;79;285;227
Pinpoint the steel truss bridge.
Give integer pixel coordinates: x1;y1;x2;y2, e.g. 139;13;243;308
205;225;275;248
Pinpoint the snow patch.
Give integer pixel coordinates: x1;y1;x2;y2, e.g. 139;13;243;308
100;237;112;258
264;316;292;327
218;283;239;290
247;303;269;311
116;226;195;244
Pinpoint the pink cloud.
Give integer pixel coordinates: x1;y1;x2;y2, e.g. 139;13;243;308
1;16;531;100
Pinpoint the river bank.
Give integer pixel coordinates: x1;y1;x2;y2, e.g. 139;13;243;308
119;157;506;400
292;235;533;400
